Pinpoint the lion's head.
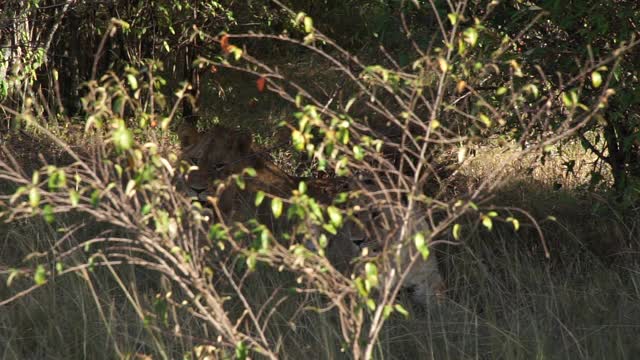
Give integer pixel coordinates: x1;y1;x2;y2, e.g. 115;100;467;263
178;122;264;202
345;178;447;306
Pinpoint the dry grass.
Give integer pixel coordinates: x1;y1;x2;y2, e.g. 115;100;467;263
1;132;639;359
461;136;611;191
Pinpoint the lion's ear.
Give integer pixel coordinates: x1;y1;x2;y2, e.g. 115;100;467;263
177;121;200;147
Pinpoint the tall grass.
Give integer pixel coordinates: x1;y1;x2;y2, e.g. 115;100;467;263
2;160;638;359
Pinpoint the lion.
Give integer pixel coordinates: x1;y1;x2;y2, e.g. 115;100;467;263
345;178;447;307
177;122;445;306
176;121;358;269
177;122;352;212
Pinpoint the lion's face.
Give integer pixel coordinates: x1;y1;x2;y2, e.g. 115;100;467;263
179;124;257;201
345;179;406;247
345;179;447;305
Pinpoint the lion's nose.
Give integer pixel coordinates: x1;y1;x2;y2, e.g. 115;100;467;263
185;187;200;198
185;185;208;202
193;188;210;202
353;238;366;248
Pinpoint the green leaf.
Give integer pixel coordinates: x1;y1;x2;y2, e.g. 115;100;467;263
447;13;458;25
327;206;343;228
292;130;305;151
298;181;307;194
126;74;138;90
414;232;430;260
230;46;243;61
271;198;283;218
69;190;80;207
244;167;257;177
482;215;493;231
479;113;492;127
112;127;134;151
114;164;123;178
234;175;245;190
457;38;467;55
437;57;449;73
29;187;40;208
337;128;350;145
374;140;383;152
591;71;603;88
235;341;248;360
322;223;337;235
309;200;324;220
34;265;47;285
463;27;479;47
365;262;379;289
353;145;365;160
318;234;328;249
7;268;20;287
506;216;520;231
111;18;130;30
48;169;66;191
524;84;539;98
292;244;307;259
354;277;369;297
125;179;136;198
42;204;54;223
561;91;579;107
246;253;257;271
383;305;394;319
84;257;95;275
255;191;265;206
394;304;410;318
309;199;324;222
335;157;350;176
208;223;226;241
303;16;314;33
90;189;101;207
452;223;461;240
259;228;270;252
571;91;579;105
366;298;376;311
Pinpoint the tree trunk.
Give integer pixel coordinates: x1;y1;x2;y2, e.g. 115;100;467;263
182;41;201;126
